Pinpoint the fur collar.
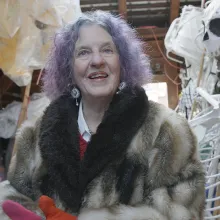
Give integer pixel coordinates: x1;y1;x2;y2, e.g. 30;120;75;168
39;86;149;212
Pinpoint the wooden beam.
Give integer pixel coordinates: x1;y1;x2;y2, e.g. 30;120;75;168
118;0;127;20
81;2;169;11
168;0;181;108
127;8;168;16
214;185;220;216
16;82;32;129
136;27;168;41
170;0;180;23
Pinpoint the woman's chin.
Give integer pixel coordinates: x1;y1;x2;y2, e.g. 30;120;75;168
84;87;115;98
87;90;115;99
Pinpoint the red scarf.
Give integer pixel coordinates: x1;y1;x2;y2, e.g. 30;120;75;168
79;134;88;160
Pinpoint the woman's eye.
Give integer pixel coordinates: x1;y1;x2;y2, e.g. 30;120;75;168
77;50;90;57
102;48;113;54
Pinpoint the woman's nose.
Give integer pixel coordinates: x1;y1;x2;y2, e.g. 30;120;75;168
90;52;105;68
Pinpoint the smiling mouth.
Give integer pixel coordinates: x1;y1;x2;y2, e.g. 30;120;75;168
88;72;108;79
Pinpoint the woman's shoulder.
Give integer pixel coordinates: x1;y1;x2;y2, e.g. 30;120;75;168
147;100;191;131
16;115;42;136
14;114;43;154
144;101;199;163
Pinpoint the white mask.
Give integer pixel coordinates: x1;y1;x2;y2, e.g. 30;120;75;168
202;1;220;57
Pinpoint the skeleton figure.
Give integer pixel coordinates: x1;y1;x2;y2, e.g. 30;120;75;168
202;1;220;57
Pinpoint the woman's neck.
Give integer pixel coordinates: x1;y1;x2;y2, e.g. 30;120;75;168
81;96;112;133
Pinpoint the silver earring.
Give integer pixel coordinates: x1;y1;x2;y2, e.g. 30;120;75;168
71;87;80;106
117;82;126;94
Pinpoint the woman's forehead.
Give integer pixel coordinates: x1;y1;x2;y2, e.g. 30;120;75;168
75;25;114;48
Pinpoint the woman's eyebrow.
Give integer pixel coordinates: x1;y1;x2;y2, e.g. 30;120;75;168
75;41;114;52
75;45;91;51
100;42;114;47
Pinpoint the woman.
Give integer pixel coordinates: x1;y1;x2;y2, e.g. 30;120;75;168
0;10;205;220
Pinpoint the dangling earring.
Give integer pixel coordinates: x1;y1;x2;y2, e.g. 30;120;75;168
117;82;126;94
71;87;80;106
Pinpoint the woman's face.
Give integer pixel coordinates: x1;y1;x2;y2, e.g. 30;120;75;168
73;25;121;99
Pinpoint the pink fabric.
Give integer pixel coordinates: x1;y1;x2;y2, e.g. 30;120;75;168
2;200;42;220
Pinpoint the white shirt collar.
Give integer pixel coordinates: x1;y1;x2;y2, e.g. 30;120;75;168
78;101;91;142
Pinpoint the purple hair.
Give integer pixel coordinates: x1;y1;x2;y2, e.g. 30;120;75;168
42;10;152;100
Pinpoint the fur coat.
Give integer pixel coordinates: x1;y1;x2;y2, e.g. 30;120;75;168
0;86;205;220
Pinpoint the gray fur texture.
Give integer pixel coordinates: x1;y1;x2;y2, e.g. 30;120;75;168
0;86;205;220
